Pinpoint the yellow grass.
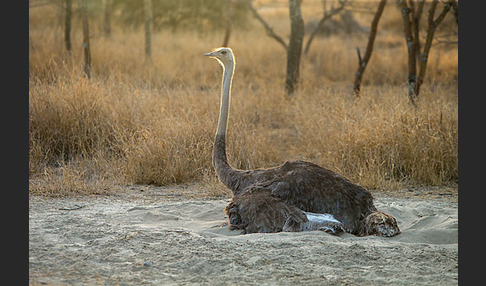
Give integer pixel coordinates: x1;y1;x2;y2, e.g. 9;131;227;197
29;4;457;196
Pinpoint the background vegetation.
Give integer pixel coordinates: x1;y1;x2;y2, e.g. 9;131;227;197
29;0;458;197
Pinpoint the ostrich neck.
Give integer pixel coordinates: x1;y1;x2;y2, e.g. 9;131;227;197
213;60;241;192
217;62;234;136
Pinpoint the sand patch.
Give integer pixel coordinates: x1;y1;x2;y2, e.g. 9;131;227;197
29;190;457;285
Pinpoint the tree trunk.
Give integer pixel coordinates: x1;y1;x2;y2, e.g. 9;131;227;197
285;0;304;96
144;0;153;63
397;0;417;106
103;0;112;38
353;0;387;98
64;0;72;52
222;0;235;47
409;0;425;62
81;0;91;79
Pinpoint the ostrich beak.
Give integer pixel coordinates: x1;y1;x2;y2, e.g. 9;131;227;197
204;51;215;57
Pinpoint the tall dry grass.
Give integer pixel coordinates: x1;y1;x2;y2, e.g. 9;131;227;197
29;4;457;196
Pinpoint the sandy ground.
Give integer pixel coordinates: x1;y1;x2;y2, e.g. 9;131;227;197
29;186;458;285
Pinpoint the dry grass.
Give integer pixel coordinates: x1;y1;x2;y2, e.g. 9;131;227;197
29;4;457;196
291;85;457;189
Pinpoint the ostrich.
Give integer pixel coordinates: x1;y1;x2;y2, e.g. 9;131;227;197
204;47;400;236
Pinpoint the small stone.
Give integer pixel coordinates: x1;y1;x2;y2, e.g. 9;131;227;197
143;260;153;267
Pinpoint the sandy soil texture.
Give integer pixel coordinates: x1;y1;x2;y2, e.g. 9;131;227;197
29;187;458;285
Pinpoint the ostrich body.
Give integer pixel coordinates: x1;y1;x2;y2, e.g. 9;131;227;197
204;47;400;236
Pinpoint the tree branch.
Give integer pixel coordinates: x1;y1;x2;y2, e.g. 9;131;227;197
353;0;387;98
304;0;348;55
356;47;363;66
247;0;288;50
451;0;458;25
432;0;452;27
414;0;452;96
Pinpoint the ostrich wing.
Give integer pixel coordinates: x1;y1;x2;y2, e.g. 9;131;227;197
260;160;377;233
225;185;308;234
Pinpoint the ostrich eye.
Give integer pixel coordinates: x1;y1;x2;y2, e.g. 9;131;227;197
221;50;227;55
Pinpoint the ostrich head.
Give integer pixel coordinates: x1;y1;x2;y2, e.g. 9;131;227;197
362;211;401;237
204;47;235;67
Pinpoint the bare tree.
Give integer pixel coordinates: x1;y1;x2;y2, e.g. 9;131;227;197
81;0;91;78
353;0;387;98
415;0;453;96
64;0;72;52
144;0;153;63
397;0;452;106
